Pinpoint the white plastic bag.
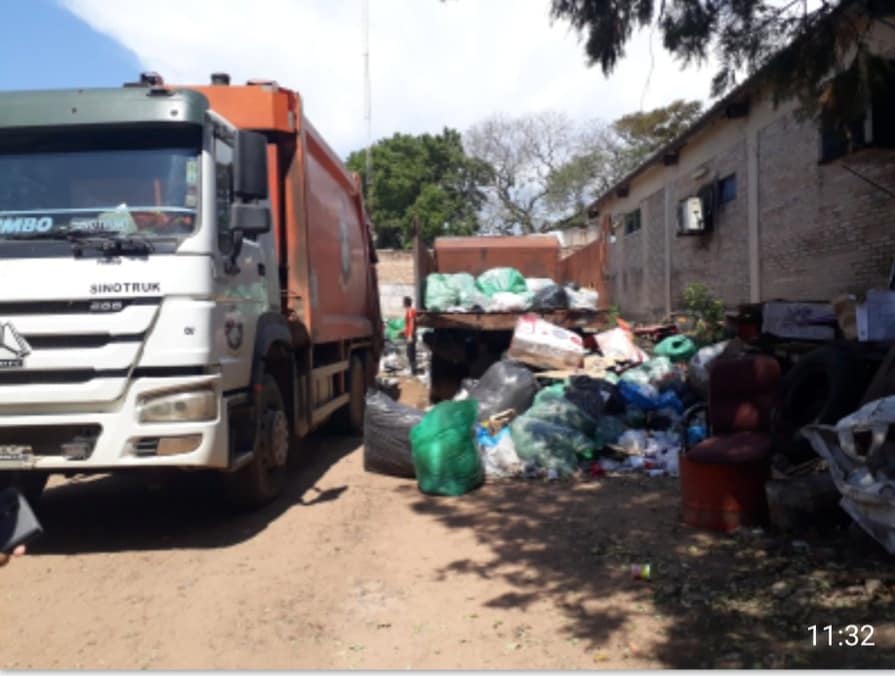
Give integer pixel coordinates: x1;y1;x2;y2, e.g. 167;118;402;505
595;327;648;363
477;427;522;479
490;292;532;312
525;278;556;295
618;429;648;454
688;340;730;398
565;287;599;311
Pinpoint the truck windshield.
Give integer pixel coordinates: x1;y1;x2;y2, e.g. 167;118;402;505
0;125;201;241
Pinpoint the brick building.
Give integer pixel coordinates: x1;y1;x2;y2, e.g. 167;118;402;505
589;10;895;320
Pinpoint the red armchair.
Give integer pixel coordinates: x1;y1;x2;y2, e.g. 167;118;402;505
679;354;781;531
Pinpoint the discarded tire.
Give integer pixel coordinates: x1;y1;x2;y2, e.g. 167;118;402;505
780;344;865;430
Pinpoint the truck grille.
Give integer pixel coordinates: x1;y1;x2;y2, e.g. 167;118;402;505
0;424;102;456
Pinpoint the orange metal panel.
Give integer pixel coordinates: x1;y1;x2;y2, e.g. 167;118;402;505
178;81;377;347
189;84;296;132
434;236;561;279
560;237;609;308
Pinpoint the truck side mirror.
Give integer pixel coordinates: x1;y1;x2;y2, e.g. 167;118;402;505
233;130;268;200
230;203;271;234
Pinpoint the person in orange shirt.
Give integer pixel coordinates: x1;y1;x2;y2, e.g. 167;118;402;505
403;296;417;375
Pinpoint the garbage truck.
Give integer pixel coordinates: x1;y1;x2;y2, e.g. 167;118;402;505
0;72;381;506
413;228;607;402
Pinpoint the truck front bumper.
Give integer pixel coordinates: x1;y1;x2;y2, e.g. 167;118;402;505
0;375;235;471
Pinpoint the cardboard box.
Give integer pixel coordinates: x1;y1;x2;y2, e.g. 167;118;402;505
857;290;895;342
761;301;836;341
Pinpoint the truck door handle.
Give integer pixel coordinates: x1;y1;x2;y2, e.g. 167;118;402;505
258;263;266;276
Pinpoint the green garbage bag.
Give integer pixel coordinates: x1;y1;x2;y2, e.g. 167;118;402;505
385;317;405;342
655;335;697;363
510;416;595;474
450;273;491;311
476;267;527;297
594;415;627;450
524;391;597;437
425;273;459;311
533;384;566;406
410;400;484;496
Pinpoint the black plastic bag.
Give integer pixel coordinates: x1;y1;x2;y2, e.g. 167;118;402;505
565;375;626;418
363;390;422;478
530;284;569;312
467;360;538;420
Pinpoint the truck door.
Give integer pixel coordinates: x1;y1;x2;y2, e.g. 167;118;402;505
210;122;271;392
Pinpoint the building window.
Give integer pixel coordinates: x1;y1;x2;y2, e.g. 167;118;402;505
623;209;641;235
818;59;895;163
718;174;737;204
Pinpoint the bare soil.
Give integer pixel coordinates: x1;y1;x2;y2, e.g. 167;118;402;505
2;379;894;669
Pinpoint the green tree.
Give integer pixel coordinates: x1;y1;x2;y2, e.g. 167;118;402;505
346;128;491;248
540;100;703;227
550;0;892;125
610;99;703;175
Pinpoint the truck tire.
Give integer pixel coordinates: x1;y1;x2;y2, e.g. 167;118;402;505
778;344;870;462
226;374;291;508
334;354;366;433
0;471;49;503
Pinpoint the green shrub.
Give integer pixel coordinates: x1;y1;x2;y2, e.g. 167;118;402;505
682;283;726;344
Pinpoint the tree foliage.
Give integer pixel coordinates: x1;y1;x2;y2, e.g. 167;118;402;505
346;128;491;248
464;101;702;233
610;99;703;174
463;112;584;234
550;0;892;123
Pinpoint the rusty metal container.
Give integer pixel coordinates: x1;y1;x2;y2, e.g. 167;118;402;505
433;236;560;279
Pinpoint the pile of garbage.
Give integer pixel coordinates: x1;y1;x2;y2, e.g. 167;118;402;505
364;314;735;496
424;266;599;314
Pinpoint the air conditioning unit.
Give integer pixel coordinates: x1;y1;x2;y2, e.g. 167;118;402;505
678;197;705;234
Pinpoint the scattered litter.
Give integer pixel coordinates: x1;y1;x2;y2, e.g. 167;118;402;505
803;400;895;554
475;426;523;479
629;563;652;580
595;327;649;364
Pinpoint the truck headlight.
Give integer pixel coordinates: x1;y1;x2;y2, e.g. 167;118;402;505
138;388;217;423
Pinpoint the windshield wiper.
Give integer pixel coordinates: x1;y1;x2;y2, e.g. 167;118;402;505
73;235;155;256
2;230;155;255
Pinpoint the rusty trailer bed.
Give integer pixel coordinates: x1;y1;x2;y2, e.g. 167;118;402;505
416;309;607;332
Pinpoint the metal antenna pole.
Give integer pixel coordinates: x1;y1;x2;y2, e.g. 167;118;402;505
362;0;373;211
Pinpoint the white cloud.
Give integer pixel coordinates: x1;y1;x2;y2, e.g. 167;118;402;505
61;0;716;158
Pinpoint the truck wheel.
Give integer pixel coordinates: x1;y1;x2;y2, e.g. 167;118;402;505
0;471;49;503
226;374;291;508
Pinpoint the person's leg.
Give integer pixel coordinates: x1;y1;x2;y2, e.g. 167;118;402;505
407;338;417;374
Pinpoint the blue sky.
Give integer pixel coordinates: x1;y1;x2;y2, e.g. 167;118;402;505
0;0;139;91
4;0;715;158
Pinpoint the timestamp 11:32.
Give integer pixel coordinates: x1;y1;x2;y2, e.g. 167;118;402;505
809;624;875;647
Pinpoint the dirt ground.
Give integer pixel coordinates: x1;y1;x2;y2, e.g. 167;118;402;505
2;378;895;669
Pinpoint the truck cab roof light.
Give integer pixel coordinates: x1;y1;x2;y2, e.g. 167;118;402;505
211;72;231;85
123;71;165;88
